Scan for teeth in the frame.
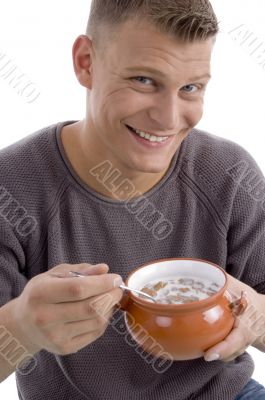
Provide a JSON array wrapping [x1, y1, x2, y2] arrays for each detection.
[[133, 128, 169, 142]]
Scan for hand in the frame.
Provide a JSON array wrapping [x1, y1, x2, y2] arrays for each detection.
[[10, 263, 123, 355], [204, 273, 262, 362]]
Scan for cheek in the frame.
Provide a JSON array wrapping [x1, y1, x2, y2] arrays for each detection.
[[101, 89, 133, 112], [185, 101, 204, 126], [100, 88, 142, 123]]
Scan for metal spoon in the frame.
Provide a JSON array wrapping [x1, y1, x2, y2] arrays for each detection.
[[68, 271, 157, 303], [119, 283, 157, 303]]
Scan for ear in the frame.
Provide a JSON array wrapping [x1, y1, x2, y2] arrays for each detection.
[[72, 35, 93, 89]]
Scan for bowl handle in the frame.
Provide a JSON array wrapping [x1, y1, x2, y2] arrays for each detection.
[[227, 290, 248, 316]]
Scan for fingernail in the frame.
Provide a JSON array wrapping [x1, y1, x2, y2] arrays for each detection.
[[114, 276, 123, 287], [204, 353, 220, 362], [95, 263, 108, 268]]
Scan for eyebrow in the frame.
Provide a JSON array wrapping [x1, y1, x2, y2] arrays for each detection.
[[124, 66, 211, 81]]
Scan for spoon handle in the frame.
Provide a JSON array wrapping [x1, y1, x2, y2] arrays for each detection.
[[119, 284, 157, 303]]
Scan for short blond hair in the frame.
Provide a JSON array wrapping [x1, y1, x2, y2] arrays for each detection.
[[86, 0, 219, 50]]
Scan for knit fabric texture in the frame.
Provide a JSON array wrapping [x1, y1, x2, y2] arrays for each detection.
[[1, 120, 265, 400]]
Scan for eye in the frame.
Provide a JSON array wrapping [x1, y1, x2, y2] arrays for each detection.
[[131, 76, 155, 86], [181, 84, 202, 93]]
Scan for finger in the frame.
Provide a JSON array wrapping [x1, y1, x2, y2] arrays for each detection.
[[65, 308, 114, 338], [53, 288, 123, 322], [204, 324, 247, 362], [221, 347, 247, 363], [65, 330, 104, 353], [49, 263, 109, 277], [55, 329, 102, 355], [31, 269, 123, 304]]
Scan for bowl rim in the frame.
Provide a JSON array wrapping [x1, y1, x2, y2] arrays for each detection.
[[125, 257, 228, 311]]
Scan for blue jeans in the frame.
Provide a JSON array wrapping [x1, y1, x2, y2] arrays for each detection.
[[235, 379, 265, 399]]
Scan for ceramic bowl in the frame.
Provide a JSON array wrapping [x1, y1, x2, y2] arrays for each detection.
[[119, 258, 247, 360]]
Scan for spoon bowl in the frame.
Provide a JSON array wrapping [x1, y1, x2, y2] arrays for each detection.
[[119, 283, 157, 303]]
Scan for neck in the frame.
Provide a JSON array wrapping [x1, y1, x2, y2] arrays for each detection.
[[61, 120, 172, 201]]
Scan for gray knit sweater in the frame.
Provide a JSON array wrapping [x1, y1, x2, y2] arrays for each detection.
[[1, 120, 265, 400]]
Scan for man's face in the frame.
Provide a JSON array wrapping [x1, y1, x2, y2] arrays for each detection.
[[86, 19, 214, 174]]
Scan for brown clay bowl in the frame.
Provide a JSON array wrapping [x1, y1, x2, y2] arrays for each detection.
[[119, 258, 247, 361]]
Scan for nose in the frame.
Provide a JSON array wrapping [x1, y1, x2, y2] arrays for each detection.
[[148, 91, 180, 132]]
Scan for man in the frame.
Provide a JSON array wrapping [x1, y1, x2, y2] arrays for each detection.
[[0, 0, 265, 399]]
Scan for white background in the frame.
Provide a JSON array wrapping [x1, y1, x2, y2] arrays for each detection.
[[0, 0, 265, 398]]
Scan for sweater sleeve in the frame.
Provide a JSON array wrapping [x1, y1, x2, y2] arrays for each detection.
[[0, 218, 28, 307], [226, 150, 265, 294]]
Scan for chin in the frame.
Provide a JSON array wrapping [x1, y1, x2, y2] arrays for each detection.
[[132, 161, 170, 174]]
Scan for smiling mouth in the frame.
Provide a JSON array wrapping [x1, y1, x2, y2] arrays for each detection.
[[126, 125, 170, 139], [125, 125, 174, 143]]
